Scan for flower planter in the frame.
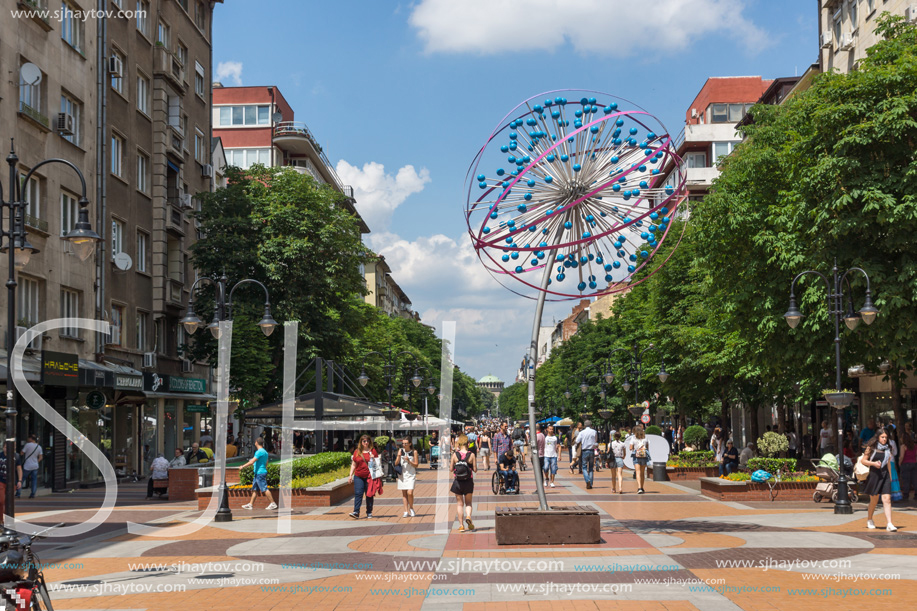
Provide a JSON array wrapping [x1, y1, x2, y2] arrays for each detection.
[[196, 477, 354, 510], [664, 466, 720, 480], [823, 392, 855, 409], [382, 409, 400, 421], [700, 477, 818, 501], [405, 413, 418, 421]]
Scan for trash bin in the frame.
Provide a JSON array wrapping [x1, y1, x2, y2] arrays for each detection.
[[198, 467, 213, 488], [652, 462, 668, 482]]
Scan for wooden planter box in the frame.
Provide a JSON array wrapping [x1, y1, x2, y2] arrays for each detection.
[[495, 505, 600, 545], [700, 477, 817, 501], [196, 477, 354, 510], [664, 466, 720, 481]]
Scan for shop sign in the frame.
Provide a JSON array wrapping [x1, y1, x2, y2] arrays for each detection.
[[143, 373, 167, 393], [186, 404, 209, 413], [86, 390, 107, 410], [114, 374, 143, 391], [42, 351, 79, 387], [143, 373, 207, 394]]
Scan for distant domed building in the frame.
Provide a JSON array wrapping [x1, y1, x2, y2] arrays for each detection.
[[477, 374, 504, 399]]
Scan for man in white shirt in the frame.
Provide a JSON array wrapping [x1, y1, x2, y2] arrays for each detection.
[[147, 454, 170, 499], [575, 421, 598, 489], [19, 435, 42, 499], [543, 425, 559, 487]]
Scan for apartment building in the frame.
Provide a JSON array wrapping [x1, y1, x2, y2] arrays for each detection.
[[363, 256, 417, 320], [819, 0, 916, 73], [0, 0, 219, 491]]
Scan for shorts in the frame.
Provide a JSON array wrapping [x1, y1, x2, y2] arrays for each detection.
[[252, 472, 268, 492], [543, 456, 557, 474], [634, 457, 648, 466], [480, 448, 490, 456], [513, 440, 525, 449], [613, 457, 625, 469]]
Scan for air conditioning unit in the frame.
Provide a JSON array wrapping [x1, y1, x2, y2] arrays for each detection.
[[108, 55, 123, 77], [906, 5, 917, 23], [201, 164, 213, 178], [179, 193, 193, 209], [848, 364, 867, 377], [142, 352, 157, 369], [57, 112, 75, 136], [181, 359, 194, 373], [840, 32, 854, 50], [690, 108, 698, 118], [820, 32, 833, 48]]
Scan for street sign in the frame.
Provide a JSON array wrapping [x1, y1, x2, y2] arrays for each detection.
[[86, 391, 106, 410], [640, 414, 651, 424]]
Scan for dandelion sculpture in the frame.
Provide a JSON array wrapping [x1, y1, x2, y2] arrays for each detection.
[[465, 90, 686, 510]]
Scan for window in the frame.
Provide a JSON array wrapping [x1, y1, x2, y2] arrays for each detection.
[[708, 103, 749, 124], [61, 1, 83, 52], [194, 129, 204, 162], [136, 311, 149, 351], [849, 0, 857, 27], [157, 20, 170, 48], [111, 219, 124, 259], [866, 0, 875, 13], [111, 133, 123, 176], [713, 141, 741, 161], [177, 42, 187, 68], [194, 1, 205, 29], [194, 61, 205, 97], [176, 325, 186, 357], [181, 115, 189, 147], [22, 174, 41, 220], [137, 73, 150, 114], [137, 152, 149, 193], [59, 93, 81, 145], [60, 289, 80, 338], [136, 0, 149, 35], [136, 231, 148, 272], [710, 104, 727, 123], [18, 277, 40, 326], [111, 48, 124, 93], [19, 62, 43, 119], [225, 148, 271, 169], [686, 152, 707, 169], [177, 0, 187, 11], [112, 0, 121, 7], [833, 8, 842, 44], [60, 192, 79, 236], [110, 304, 124, 346], [217, 105, 271, 126]]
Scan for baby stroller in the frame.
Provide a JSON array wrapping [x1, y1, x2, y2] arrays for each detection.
[[430, 445, 440, 470], [813, 454, 858, 503]]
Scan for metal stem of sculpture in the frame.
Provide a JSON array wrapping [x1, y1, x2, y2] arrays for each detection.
[[467, 91, 686, 510]]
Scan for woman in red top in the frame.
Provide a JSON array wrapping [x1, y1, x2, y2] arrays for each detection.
[[348, 435, 378, 519]]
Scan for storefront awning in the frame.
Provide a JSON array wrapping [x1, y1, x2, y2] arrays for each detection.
[[0, 350, 43, 383], [243, 391, 385, 424]]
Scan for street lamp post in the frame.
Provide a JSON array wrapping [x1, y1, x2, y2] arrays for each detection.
[[603, 343, 668, 424], [1, 142, 100, 524], [783, 259, 878, 515], [181, 274, 279, 523]]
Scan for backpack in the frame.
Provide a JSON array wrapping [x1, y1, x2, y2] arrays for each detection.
[[454, 451, 471, 481], [512, 428, 524, 441]]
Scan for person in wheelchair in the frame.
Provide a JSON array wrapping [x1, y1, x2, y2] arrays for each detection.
[[499, 448, 519, 494]]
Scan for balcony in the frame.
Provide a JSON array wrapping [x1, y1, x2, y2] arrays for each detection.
[[273, 122, 344, 188], [685, 166, 720, 186], [153, 45, 186, 91], [24, 213, 48, 233], [18, 102, 49, 130]]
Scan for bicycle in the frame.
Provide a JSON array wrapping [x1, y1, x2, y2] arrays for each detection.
[[513, 444, 527, 471], [0, 522, 62, 610]]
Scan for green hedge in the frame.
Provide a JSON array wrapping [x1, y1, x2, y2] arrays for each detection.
[[667, 450, 717, 468], [747, 457, 797, 474], [645, 425, 662, 436], [683, 425, 709, 449], [239, 452, 351, 487]]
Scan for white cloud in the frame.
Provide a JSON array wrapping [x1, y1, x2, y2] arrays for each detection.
[[336, 161, 431, 232], [215, 61, 243, 86], [409, 0, 768, 55]]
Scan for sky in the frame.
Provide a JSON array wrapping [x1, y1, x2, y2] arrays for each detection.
[[213, 0, 817, 386]]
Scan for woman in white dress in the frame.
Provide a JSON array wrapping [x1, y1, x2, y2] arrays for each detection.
[[397, 437, 419, 517]]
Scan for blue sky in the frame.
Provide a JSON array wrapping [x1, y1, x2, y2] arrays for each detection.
[[213, 0, 817, 386]]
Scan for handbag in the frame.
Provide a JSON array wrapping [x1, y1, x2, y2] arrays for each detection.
[[393, 450, 403, 476], [854, 456, 870, 481], [890, 460, 902, 501], [368, 456, 384, 480]]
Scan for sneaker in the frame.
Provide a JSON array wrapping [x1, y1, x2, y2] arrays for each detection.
[[348, 512, 359, 519], [586, 483, 592, 489], [549, 483, 555, 488], [867, 519, 876, 529], [403, 512, 409, 518], [366, 514, 373, 519], [638, 488, 645, 494], [409, 509, 415, 517], [266, 502, 278, 510], [465, 518, 475, 531], [887, 524, 898, 532], [241, 503, 253, 510]]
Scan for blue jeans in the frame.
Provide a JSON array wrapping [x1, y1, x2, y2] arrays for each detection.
[[581, 449, 595, 485], [500, 469, 518, 490], [543, 457, 557, 475], [352, 476, 373, 515], [20, 470, 37, 497]]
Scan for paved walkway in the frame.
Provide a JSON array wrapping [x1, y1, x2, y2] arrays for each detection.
[[18, 455, 917, 610]]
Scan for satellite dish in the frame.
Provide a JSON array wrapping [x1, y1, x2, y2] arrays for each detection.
[[113, 252, 132, 271], [272, 112, 283, 123], [20, 63, 42, 86]]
